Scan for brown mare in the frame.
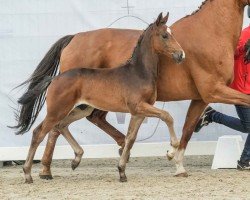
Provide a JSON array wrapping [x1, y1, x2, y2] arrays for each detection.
[[18, 13, 184, 183], [14, 0, 250, 179]]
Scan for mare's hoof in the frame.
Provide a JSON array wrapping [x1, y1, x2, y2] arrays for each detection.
[[166, 151, 174, 161], [119, 176, 127, 182], [71, 160, 80, 171], [39, 174, 53, 180], [174, 172, 188, 178]]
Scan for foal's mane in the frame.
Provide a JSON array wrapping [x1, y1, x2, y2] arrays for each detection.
[[128, 23, 154, 62], [184, 0, 214, 18]]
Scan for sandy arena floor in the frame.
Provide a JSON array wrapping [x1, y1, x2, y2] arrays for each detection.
[[0, 156, 249, 200]]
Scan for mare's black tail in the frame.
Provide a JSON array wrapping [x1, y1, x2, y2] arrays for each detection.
[[10, 35, 74, 135]]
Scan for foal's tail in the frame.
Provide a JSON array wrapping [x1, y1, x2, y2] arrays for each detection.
[[10, 35, 74, 135]]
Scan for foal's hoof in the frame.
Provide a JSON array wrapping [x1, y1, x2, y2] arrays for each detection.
[[166, 151, 174, 161], [118, 148, 130, 163], [71, 160, 80, 171], [119, 176, 127, 182], [174, 172, 188, 178], [39, 174, 53, 180]]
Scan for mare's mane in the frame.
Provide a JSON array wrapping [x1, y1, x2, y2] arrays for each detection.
[[185, 0, 214, 18]]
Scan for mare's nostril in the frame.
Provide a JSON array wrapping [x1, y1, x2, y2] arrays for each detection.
[[179, 53, 183, 59], [172, 51, 185, 63]]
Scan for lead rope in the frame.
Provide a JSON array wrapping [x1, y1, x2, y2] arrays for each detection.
[[136, 103, 165, 142]]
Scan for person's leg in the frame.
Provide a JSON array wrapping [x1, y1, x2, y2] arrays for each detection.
[[239, 134, 250, 166], [235, 106, 250, 165], [195, 106, 249, 133], [195, 105, 250, 169]]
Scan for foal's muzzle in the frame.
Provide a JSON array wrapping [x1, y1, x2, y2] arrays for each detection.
[[172, 51, 185, 64]]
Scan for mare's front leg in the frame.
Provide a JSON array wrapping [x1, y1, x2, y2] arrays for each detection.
[[118, 116, 144, 182], [174, 100, 207, 177], [200, 82, 250, 106]]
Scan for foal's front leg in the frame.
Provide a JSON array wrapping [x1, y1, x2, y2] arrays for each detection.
[[136, 103, 179, 158], [118, 115, 144, 182]]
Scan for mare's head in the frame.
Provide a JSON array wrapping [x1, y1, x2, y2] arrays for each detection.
[[151, 12, 185, 63]]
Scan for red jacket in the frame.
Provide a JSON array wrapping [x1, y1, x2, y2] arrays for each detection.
[[231, 26, 250, 94]]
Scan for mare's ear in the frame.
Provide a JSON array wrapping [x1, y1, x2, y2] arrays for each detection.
[[161, 12, 169, 24], [155, 12, 163, 26]]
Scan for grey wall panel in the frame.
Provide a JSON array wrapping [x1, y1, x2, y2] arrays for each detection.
[[0, 0, 248, 147]]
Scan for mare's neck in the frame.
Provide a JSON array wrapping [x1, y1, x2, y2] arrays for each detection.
[[130, 33, 159, 80], [178, 0, 244, 49]]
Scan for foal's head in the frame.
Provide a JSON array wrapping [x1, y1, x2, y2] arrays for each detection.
[[151, 12, 185, 63]]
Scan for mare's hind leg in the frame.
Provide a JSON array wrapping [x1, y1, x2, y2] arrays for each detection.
[[118, 115, 144, 182], [86, 109, 126, 148], [135, 102, 179, 158], [55, 106, 94, 170], [23, 118, 59, 183], [87, 110, 129, 159]]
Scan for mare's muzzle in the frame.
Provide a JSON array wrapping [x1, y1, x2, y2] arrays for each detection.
[[172, 51, 185, 64]]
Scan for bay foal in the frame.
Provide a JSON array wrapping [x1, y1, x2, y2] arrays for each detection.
[[22, 13, 185, 183]]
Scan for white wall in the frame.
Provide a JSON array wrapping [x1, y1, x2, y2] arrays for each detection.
[[0, 0, 249, 148]]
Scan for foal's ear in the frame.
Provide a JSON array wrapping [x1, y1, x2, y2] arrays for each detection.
[[161, 12, 169, 24], [155, 12, 163, 26]]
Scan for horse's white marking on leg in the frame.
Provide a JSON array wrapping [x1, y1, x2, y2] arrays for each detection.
[[167, 144, 178, 159], [173, 149, 186, 175]]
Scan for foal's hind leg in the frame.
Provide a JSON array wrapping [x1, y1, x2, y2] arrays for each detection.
[[39, 105, 94, 179], [135, 103, 179, 158], [55, 106, 94, 170], [23, 118, 58, 183], [118, 115, 144, 182], [39, 129, 60, 180]]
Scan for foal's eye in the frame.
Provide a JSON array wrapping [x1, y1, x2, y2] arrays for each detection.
[[162, 34, 168, 39]]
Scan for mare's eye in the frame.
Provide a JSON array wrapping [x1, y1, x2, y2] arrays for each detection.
[[162, 34, 168, 39]]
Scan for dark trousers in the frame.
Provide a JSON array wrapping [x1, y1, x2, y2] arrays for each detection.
[[211, 105, 250, 162]]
